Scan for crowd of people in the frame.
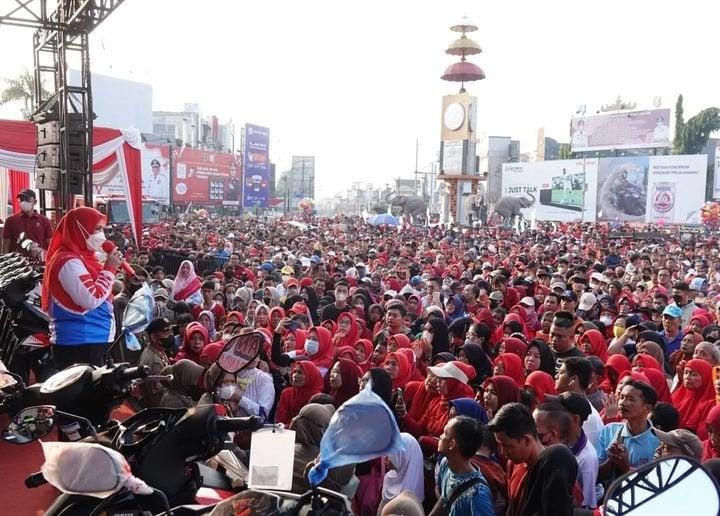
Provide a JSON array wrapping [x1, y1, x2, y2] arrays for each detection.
[[34, 203, 720, 515]]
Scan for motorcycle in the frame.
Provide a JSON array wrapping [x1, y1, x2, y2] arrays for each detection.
[[0, 235, 50, 384]]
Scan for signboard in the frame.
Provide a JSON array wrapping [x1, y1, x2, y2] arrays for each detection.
[[172, 147, 241, 205], [501, 154, 707, 224], [714, 141, 720, 200], [94, 143, 170, 205], [243, 124, 270, 208], [570, 109, 671, 151]]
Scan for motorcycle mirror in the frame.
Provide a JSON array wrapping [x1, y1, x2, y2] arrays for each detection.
[[217, 332, 263, 374], [2, 405, 57, 444], [122, 283, 155, 334], [16, 232, 25, 244], [603, 456, 720, 515]]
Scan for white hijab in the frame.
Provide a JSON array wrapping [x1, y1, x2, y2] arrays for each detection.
[[382, 432, 424, 503]]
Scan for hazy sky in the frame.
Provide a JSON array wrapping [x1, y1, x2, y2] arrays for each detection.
[[0, 0, 718, 197]]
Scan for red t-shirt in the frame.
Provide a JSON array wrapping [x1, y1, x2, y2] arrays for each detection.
[[3, 210, 53, 251]]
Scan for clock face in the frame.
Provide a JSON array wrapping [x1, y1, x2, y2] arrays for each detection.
[[444, 102, 465, 131]]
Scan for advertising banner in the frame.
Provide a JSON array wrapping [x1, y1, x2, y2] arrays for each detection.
[[500, 159, 597, 222], [714, 142, 720, 200], [243, 124, 270, 208], [570, 109, 671, 151], [501, 154, 707, 224], [172, 147, 241, 205], [95, 143, 171, 205]]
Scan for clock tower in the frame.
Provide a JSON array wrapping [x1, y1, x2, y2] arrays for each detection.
[[438, 16, 485, 225]]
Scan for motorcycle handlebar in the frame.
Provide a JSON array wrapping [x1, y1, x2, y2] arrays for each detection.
[[25, 471, 47, 488], [114, 365, 150, 383], [214, 416, 264, 434]]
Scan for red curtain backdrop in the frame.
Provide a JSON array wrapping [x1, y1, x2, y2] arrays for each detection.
[[9, 169, 29, 213]]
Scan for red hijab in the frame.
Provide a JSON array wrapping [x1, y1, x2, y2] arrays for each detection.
[[329, 358, 362, 408], [176, 322, 209, 363], [494, 353, 525, 386], [307, 326, 335, 371], [336, 312, 360, 348], [384, 351, 413, 390], [579, 329, 609, 363], [354, 338, 374, 373], [42, 207, 106, 311], [483, 375, 521, 411], [525, 371, 557, 404], [671, 359, 717, 433], [502, 337, 528, 359], [641, 367, 672, 404], [601, 354, 632, 393], [336, 346, 356, 361], [405, 378, 439, 421], [268, 306, 286, 332], [388, 334, 412, 351], [226, 311, 245, 326], [280, 361, 324, 423], [703, 405, 720, 461]]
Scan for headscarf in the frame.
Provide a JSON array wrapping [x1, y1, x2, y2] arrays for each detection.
[[671, 359, 717, 433], [382, 433, 425, 503], [525, 371, 557, 404], [520, 445, 578, 516], [494, 353, 525, 386], [226, 311, 245, 326], [307, 326, 335, 371], [405, 378, 439, 421], [703, 405, 720, 461], [641, 367, 672, 404], [460, 342, 493, 385], [503, 337, 528, 359], [42, 207, 107, 311], [475, 307, 497, 335], [428, 317, 450, 355], [482, 375, 521, 411], [176, 322, 209, 363], [159, 359, 204, 408], [444, 294, 467, 324], [601, 354, 632, 393], [198, 309, 216, 340], [632, 353, 662, 372], [579, 329, 609, 363], [329, 358, 362, 408], [385, 351, 413, 390], [171, 260, 202, 302], [293, 402, 334, 446], [388, 334, 412, 351], [354, 338, 374, 373], [369, 367, 393, 408], [283, 361, 324, 419], [268, 306, 286, 332], [449, 398, 488, 423], [335, 311, 361, 348], [335, 346, 357, 361], [254, 303, 271, 329], [527, 339, 557, 376]]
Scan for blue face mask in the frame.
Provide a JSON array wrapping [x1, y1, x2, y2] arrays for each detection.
[[305, 339, 319, 356]]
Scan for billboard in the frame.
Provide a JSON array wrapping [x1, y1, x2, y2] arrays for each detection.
[[243, 124, 270, 208], [714, 141, 720, 199], [172, 147, 241, 205], [94, 143, 170, 205], [501, 154, 707, 224], [570, 109, 671, 152], [500, 159, 595, 221]]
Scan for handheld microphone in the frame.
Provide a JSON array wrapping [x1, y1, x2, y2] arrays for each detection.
[[101, 240, 138, 279]]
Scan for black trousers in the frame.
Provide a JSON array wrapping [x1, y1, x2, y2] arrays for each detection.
[[52, 343, 108, 370]]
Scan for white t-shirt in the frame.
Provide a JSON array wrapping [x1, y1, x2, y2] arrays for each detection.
[[575, 437, 599, 508], [583, 405, 605, 450]]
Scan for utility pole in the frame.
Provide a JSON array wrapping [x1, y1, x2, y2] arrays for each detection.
[[414, 138, 419, 195]]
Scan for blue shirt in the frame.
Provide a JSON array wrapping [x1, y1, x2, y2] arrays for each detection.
[[597, 421, 659, 469], [436, 457, 494, 516], [659, 330, 683, 355]]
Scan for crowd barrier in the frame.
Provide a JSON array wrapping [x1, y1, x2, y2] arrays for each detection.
[[147, 250, 229, 276]]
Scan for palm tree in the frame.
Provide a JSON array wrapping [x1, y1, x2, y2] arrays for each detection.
[[0, 68, 51, 120]]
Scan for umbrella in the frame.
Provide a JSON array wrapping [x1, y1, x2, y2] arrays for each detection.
[[368, 213, 399, 226]]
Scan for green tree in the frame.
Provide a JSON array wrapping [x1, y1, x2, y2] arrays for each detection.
[[0, 68, 50, 120], [673, 94, 684, 154]]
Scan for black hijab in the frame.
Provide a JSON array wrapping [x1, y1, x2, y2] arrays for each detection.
[[528, 339, 557, 377], [460, 342, 493, 385], [428, 317, 450, 355], [369, 367, 393, 409], [301, 286, 320, 325]]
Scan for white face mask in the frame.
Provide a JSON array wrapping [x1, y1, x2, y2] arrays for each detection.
[[86, 230, 106, 252], [335, 292, 347, 303], [305, 339, 319, 356], [600, 315, 613, 326], [19, 200, 33, 212], [218, 385, 235, 400]]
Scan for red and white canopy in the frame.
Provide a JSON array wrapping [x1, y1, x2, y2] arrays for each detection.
[[0, 119, 142, 246]]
